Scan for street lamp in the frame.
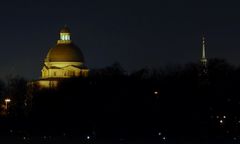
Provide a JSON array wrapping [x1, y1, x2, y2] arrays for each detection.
[[5, 98, 11, 110]]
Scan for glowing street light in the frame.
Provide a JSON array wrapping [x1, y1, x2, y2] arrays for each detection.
[[5, 98, 11, 110]]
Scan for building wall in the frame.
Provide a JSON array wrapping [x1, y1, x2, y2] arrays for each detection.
[[41, 63, 89, 79], [44, 61, 83, 68]]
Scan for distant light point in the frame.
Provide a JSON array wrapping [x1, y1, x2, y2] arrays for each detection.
[[220, 119, 224, 124]]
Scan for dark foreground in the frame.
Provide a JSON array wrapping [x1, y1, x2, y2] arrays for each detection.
[[0, 136, 239, 144], [1, 60, 240, 143]]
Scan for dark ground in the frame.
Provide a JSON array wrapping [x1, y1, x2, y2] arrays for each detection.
[[1, 59, 240, 143]]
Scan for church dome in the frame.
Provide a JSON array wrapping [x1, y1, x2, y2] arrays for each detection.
[[45, 43, 84, 62], [44, 26, 84, 62], [40, 26, 89, 84]]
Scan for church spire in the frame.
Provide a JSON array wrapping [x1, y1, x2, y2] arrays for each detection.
[[200, 35, 207, 66]]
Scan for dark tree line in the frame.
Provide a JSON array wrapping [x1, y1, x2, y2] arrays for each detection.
[[0, 59, 239, 143]]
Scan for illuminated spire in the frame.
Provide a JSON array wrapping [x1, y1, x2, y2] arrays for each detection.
[[200, 35, 207, 66]]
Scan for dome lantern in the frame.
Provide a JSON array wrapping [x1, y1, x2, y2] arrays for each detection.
[[58, 26, 71, 43]]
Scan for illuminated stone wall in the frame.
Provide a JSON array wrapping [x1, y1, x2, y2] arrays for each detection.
[[41, 61, 88, 78], [41, 65, 89, 78]]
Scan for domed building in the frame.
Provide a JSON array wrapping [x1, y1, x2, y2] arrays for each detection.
[[38, 26, 89, 88]]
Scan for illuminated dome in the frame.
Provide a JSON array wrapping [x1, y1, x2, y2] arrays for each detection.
[[39, 26, 89, 88], [44, 26, 84, 62], [45, 43, 84, 62]]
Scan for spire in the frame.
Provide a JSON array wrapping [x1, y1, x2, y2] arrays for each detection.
[[199, 35, 208, 81], [202, 36, 206, 59], [200, 35, 207, 66]]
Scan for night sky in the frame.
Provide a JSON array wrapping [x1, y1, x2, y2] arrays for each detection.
[[0, 0, 240, 79]]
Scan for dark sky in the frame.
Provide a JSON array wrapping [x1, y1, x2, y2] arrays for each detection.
[[0, 0, 240, 79]]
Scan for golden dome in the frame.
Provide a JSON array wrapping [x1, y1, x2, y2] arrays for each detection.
[[45, 43, 84, 62], [44, 26, 85, 62]]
